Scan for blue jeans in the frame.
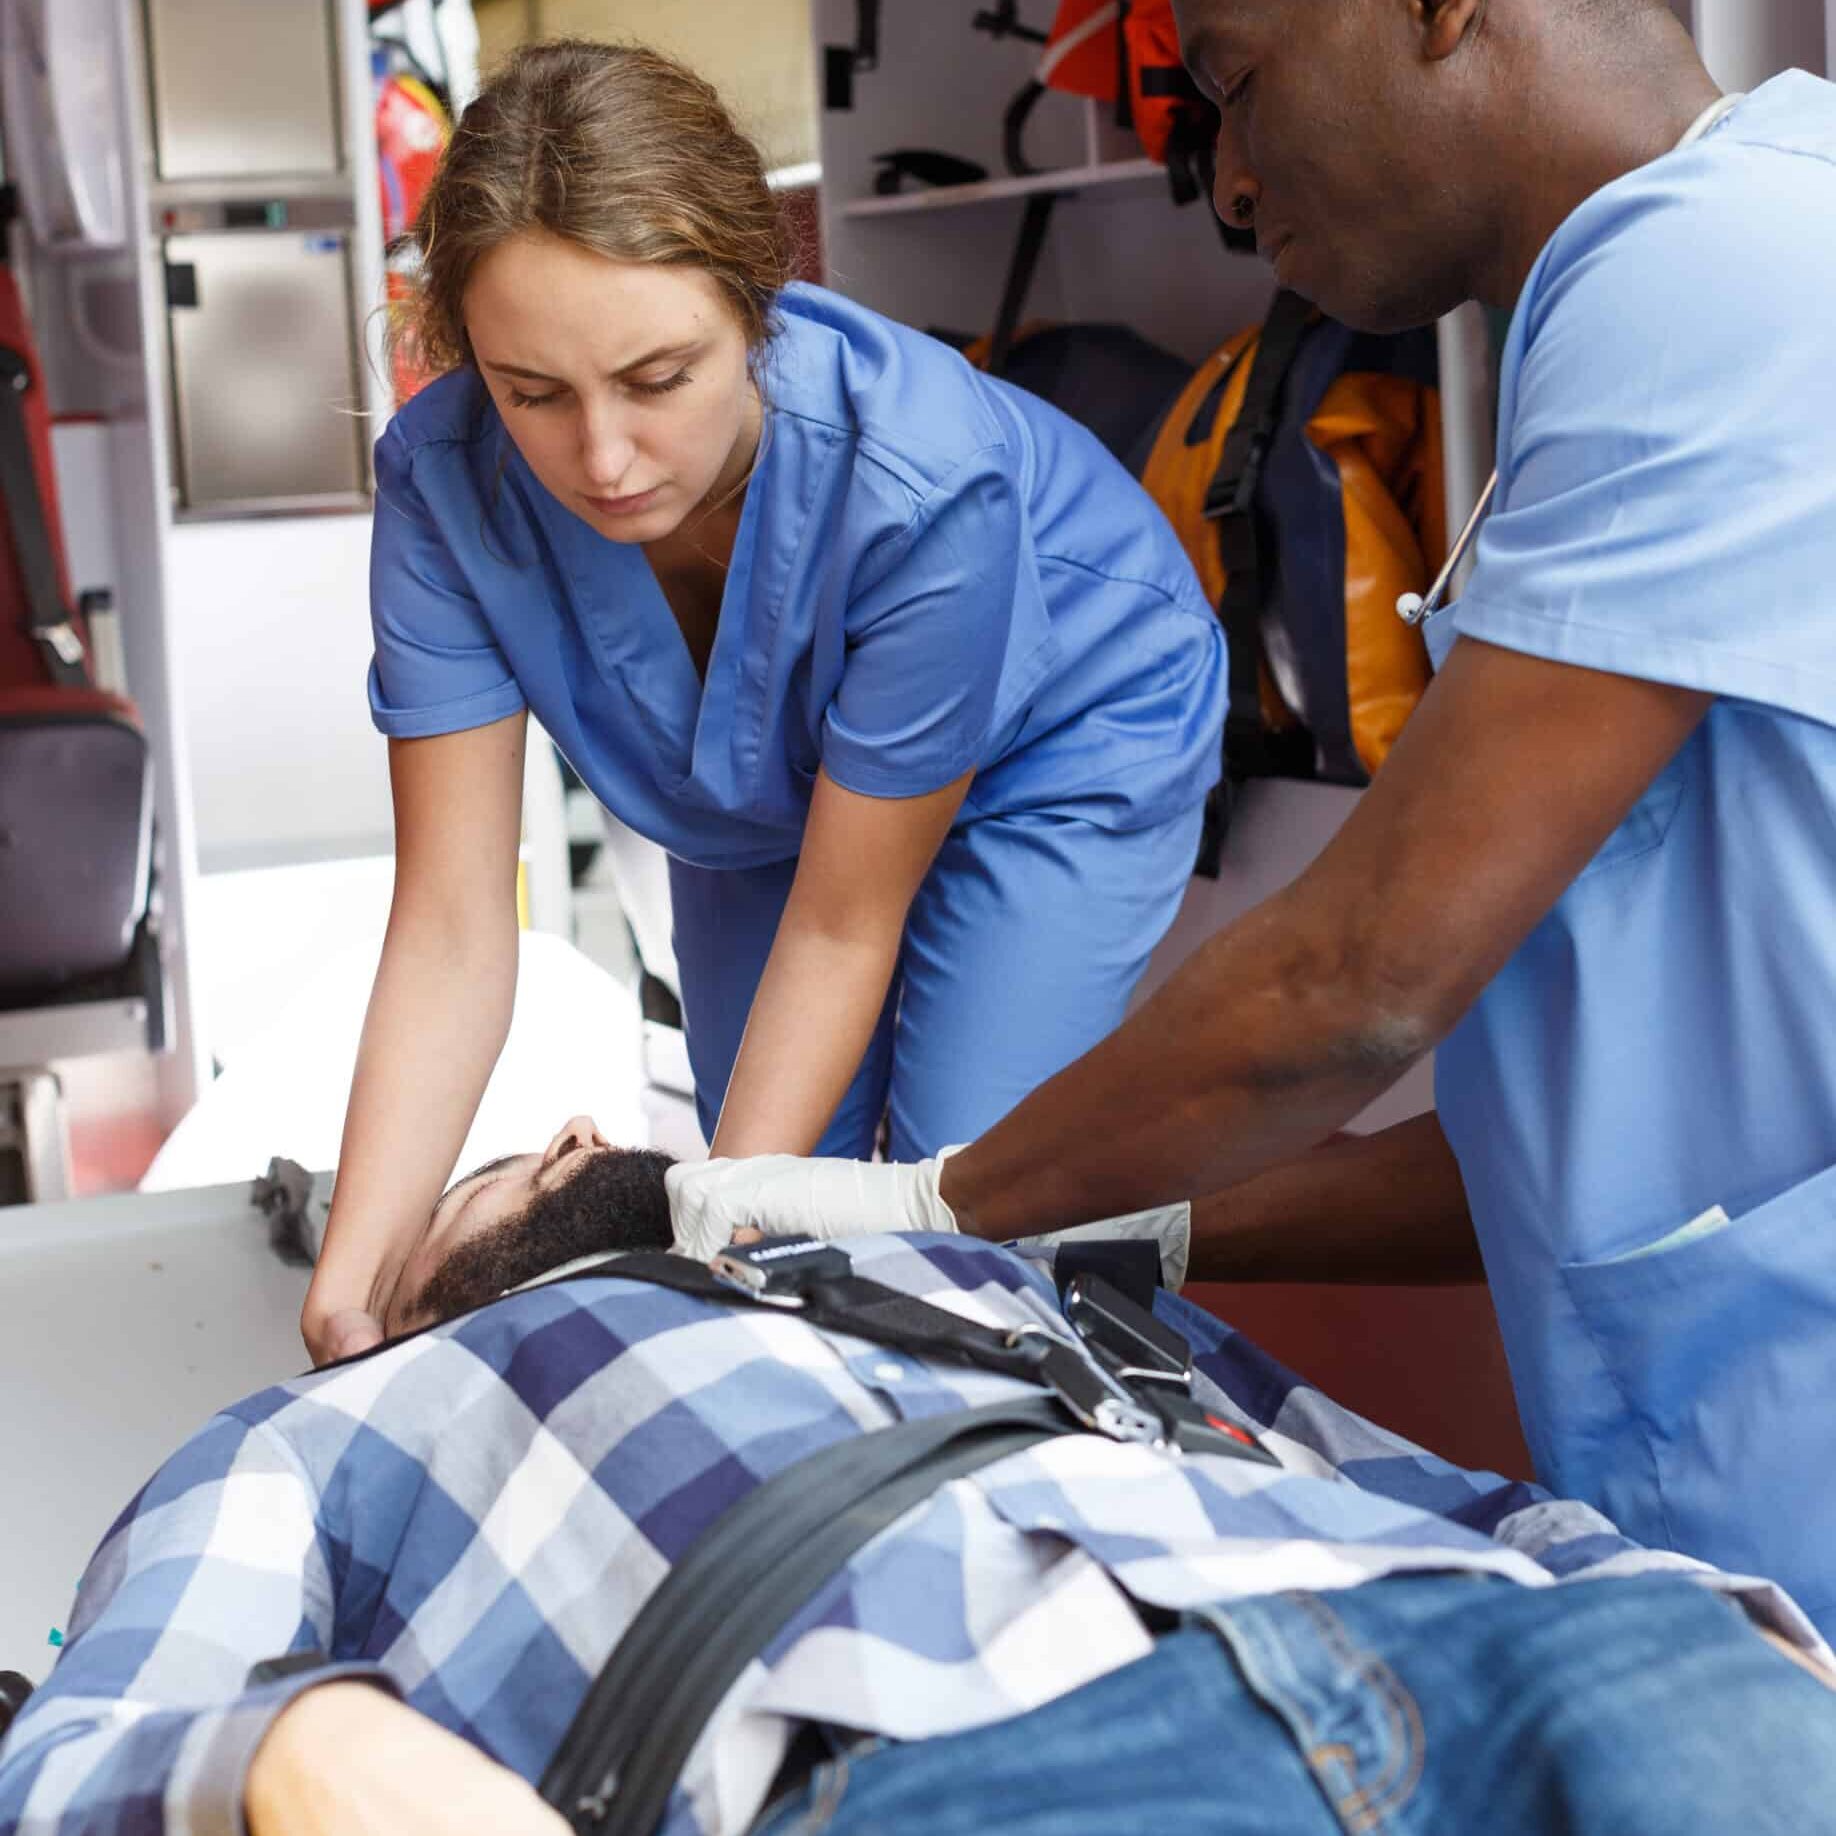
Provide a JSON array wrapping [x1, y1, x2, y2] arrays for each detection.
[[750, 1574, 1836, 1835]]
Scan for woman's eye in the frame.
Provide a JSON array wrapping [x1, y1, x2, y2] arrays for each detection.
[[507, 387, 562, 409], [630, 370, 693, 398]]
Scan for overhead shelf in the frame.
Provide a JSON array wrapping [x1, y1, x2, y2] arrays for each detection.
[[839, 158, 1163, 219]]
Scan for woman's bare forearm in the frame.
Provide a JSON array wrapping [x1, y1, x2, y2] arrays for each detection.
[[312, 902, 519, 1315], [711, 923, 902, 1157]]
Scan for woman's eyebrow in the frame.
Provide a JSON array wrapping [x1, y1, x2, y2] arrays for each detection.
[[480, 342, 702, 386], [614, 340, 701, 373], [480, 359, 564, 383]]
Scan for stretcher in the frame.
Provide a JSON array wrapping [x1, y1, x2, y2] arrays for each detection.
[[0, 1174, 323, 1682]]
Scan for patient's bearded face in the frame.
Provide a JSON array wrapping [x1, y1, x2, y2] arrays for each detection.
[[388, 1117, 675, 1334]]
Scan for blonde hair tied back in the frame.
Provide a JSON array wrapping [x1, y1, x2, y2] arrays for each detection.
[[395, 39, 793, 379]]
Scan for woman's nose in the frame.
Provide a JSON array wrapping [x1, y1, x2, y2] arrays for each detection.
[[579, 409, 637, 489]]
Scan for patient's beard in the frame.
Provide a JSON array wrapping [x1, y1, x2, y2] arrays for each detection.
[[411, 1147, 676, 1326]]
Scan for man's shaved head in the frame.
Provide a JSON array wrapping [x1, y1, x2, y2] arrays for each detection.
[[1175, 0, 1714, 328], [402, 1145, 675, 1330]]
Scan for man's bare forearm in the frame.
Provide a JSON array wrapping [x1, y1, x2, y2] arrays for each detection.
[[1186, 1111, 1482, 1284], [942, 879, 1444, 1240], [936, 642, 1713, 1246]]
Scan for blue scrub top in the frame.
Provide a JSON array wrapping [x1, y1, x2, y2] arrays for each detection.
[[1429, 74, 1836, 1627], [367, 284, 1225, 870]]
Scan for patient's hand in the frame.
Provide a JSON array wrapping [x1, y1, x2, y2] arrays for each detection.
[[248, 1680, 572, 1836]]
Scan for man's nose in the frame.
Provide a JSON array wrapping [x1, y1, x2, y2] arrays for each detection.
[[1214, 167, 1261, 234], [544, 1114, 610, 1163], [1210, 120, 1261, 233]]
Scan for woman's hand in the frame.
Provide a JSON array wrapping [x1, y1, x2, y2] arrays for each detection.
[[247, 1682, 572, 1836], [301, 1300, 387, 1366]]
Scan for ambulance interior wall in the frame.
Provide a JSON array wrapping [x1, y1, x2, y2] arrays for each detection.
[[473, 0, 821, 171], [811, 0, 1280, 367]]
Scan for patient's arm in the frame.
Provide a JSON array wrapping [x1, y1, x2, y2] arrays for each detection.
[[248, 1683, 569, 1836], [1186, 1111, 1484, 1284], [0, 1413, 389, 1836]]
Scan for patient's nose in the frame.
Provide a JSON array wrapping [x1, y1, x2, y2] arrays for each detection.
[[544, 1114, 610, 1164]]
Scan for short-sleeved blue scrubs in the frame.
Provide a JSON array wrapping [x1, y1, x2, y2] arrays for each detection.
[[368, 283, 1227, 1158], [1427, 74, 1836, 1632]]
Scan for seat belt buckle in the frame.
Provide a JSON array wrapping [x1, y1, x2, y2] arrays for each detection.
[[711, 1237, 852, 1308], [1158, 1391, 1282, 1466], [1063, 1273, 1193, 1392], [42, 621, 84, 667], [1011, 1326, 1165, 1447]]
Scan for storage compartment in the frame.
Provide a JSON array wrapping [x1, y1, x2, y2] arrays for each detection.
[[164, 228, 366, 509], [144, 0, 342, 181]]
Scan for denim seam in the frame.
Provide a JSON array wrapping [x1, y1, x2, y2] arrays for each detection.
[[1289, 1593, 1426, 1836], [780, 1746, 854, 1836]]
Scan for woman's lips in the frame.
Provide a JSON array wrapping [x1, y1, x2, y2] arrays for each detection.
[[586, 484, 663, 515]]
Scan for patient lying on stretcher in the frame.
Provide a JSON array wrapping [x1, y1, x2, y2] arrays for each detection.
[[3, 1119, 1834, 1836], [381, 1114, 1186, 1340]]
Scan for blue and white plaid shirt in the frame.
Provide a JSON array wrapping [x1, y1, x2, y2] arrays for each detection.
[[0, 1234, 1820, 1836]]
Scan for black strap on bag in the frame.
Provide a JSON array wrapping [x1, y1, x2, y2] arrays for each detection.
[[986, 190, 1058, 377], [0, 342, 88, 688], [1202, 287, 1312, 784], [1191, 289, 1315, 876]]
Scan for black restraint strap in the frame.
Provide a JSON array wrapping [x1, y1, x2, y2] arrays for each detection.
[[559, 1250, 1056, 1382], [1202, 289, 1313, 785], [540, 1393, 1071, 1835], [987, 191, 1057, 377], [0, 343, 87, 688]]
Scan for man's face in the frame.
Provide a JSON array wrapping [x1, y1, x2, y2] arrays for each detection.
[[380, 1116, 653, 1336], [1177, 0, 1481, 331]]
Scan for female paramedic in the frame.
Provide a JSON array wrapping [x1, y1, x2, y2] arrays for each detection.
[[300, 40, 1227, 1363], [669, 11, 1836, 1639]]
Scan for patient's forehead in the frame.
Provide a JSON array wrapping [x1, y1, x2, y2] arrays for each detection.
[[393, 1150, 546, 1328]]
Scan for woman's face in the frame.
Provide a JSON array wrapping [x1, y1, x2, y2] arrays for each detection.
[[463, 230, 759, 544]]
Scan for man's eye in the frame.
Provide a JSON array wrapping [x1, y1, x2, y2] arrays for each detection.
[[508, 386, 563, 409], [630, 370, 693, 398]]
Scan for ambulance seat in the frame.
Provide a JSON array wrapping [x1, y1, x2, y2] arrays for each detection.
[[0, 248, 160, 1203]]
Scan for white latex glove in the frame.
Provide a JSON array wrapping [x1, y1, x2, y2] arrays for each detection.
[[665, 1150, 963, 1261], [667, 1151, 1191, 1290]]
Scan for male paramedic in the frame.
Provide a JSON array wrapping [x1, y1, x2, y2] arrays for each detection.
[[667, 0, 1836, 1639], [3, 1127, 1835, 1836]]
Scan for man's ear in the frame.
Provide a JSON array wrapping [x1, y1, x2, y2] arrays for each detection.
[[1413, 0, 1485, 61]]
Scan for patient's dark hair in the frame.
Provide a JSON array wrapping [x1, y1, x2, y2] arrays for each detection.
[[411, 1147, 676, 1326]]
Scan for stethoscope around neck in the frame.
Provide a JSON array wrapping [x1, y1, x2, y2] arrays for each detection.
[[1394, 89, 1745, 629]]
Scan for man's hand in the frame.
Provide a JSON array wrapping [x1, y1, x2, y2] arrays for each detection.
[[247, 1681, 571, 1836], [665, 1152, 961, 1259]]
